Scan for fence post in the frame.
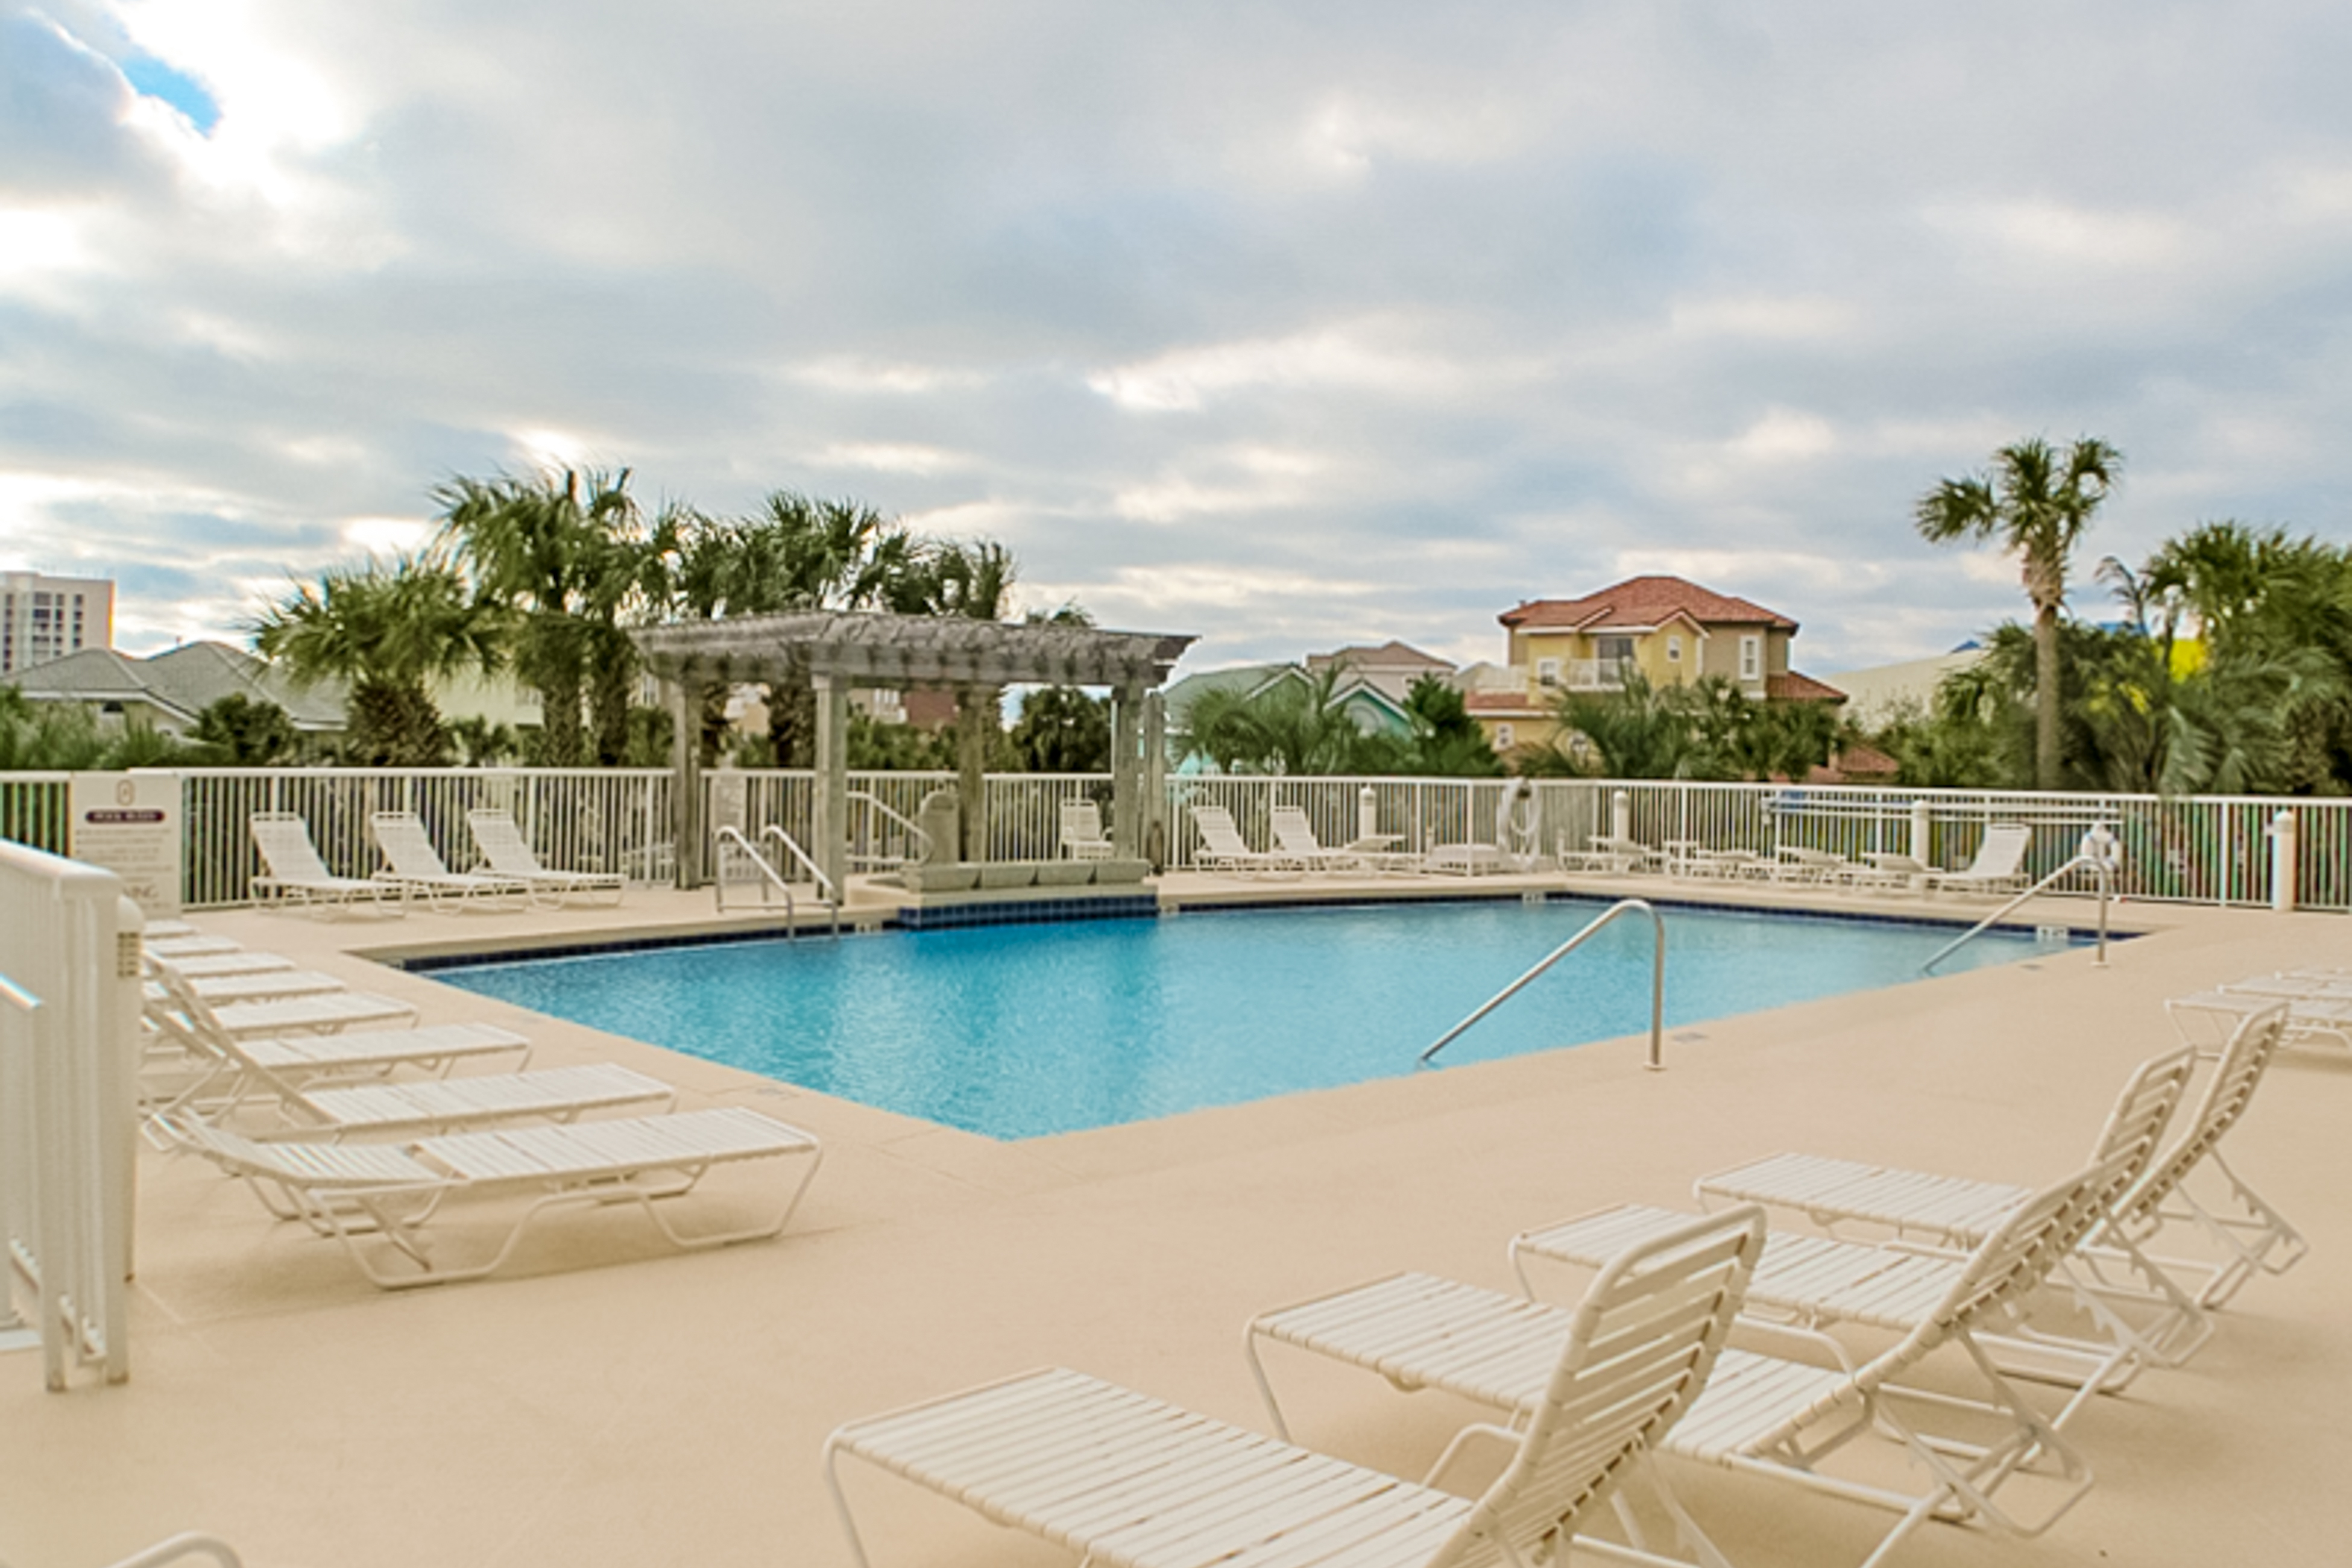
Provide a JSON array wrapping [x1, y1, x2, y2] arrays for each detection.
[[1909, 798, 1932, 863], [2270, 810, 2298, 913], [1611, 789, 1631, 843]]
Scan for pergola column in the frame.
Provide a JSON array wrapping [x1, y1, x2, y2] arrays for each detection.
[[811, 673, 849, 898], [1142, 688, 1168, 870], [1111, 681, 1144, 859], [666, 675, 702, 889], [956, 686, 991, 861]]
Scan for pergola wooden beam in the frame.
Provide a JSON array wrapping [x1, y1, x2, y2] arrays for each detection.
[[631, 611, 1196, 892]]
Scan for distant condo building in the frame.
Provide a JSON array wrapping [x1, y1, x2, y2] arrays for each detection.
[[0, 570, 114, 675]]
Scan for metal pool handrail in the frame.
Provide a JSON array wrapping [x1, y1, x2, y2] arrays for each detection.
[[1921, 842, 2114, 975], [847, 790, 933, 869], [1419, 898, 1667, 1071], [712, 826, 840, 937]]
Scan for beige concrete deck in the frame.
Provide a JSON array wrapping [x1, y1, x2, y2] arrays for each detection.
[[4, 873, 2347, 1567]]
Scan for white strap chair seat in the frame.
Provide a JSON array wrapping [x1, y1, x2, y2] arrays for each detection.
[[833, 1207, 1765, 1568], [286, 1063, 676, 1138], [241, 1021, 531, 1078], [465, 807, 626, 905], [369, 810, 535, 912], [1700, 1013, 2297, 1310], [248, 812, 402, 915], [168, 1106, 822, 1288], [1258, 1162, 2128, 1568]]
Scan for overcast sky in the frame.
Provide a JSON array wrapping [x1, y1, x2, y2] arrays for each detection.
[[5, 1, 2350, 679]]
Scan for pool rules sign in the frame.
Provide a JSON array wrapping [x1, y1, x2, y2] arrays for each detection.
[[69, 771, 183, 918]]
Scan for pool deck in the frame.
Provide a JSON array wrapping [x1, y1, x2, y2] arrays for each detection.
[[4, 871, 2348, 1567]]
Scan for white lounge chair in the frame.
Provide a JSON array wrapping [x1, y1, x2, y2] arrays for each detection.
[[1267, 804, 1354, 871], [1561, 833, 1665, 875], [151, 966, 418, 1043], [1694, 1006, 2296, 1309], [103, 1535, 243, 1568], [1518, 1045, 2203, 1429], [370, 811, 534, 912], [277, 1063, 676, 1140], [163, 1106, 823, 1288], [1056, 798, 1114, 861], [465, 807, 626, 905], [1770, 845, 1864, 885], [148, 950, 295, 979], [143, 934, 244, 958], [1926, 822, 2035, 895], [248, 813, 402, 915], [1250, 1156, 2131, 1568], [150, 1023, 534, 1120], [2177, 982, 2352, 1054], [1188, 804, 1302, 874], [828, 1206, 1765, 1568], [171, 968, 350, 1004]]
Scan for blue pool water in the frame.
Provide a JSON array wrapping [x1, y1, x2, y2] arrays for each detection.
[[430, 899, 2063, 1139]]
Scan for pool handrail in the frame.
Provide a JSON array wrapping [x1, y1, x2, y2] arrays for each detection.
[[712, 826, 840, 937], [1921, 834, 2115, 975], [846, 790, 933, 871], [1419, 897, 1666, 1071]]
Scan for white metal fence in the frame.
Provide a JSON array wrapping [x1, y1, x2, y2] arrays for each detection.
[[0, 837, 137, 1390], [2, 767, 2348, 913]]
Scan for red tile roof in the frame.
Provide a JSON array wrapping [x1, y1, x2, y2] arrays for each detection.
[[1500, 576, 1797, 634], [1808, 743, 1900, 784], [1766, 670, 1846, 703]]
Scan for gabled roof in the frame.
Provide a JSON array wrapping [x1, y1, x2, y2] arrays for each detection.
[[142, 641, 348, 729], [1501, 576, 1798, 634], [1, 641, 348, 731], [1765, 670, 1847, 704], [1, 648, 157, 708], [1303, 640, 1455, 674]]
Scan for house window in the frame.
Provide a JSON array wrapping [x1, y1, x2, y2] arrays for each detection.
[[1740, 636, 1762, 681], [1536, 658, 1560, 688], [1597, 635, 1635, 666], [1666, 636, 1682, 663], [1493, 723, 1515, 750]]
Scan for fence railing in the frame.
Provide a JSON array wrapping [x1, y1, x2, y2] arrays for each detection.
[[4, 768, 2349, 913], [1, 837, 137, 1390], [0, 773, 71, 855]]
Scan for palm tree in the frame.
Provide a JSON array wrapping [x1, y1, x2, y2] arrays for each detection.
[[251, 555, 502, 764], [435, 468, 658, 766], [663, 493, 919, 767], [1179, 665, 1373, 776], [1915, 436, 2122, 789]]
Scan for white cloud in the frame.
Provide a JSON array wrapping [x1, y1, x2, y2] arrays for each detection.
[[4, 0, 2351, 682]]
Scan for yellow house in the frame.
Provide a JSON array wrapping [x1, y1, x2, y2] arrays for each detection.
[[1463, 575, 1843, 752]]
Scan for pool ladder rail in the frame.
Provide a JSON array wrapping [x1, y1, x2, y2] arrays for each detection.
[[1921, 836, 2116, 975], [1419, 898, 1666, 1071], [712, 825, 842, 937]]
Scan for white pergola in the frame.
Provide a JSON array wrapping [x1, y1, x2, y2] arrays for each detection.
[[631, 611, 1196, 892]]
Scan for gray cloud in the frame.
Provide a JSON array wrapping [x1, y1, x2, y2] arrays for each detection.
[[2, 0, 2350, 676]]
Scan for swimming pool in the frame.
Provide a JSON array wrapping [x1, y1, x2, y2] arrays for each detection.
[[429, 898, 2070, 1139]]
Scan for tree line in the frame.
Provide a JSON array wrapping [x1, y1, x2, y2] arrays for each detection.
[[1, 469, 1117, 773]]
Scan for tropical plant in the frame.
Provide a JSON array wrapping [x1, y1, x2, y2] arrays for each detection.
[[1915, 436, 2123, 789], [1010, 685, 1111, 772], [1178, 665, 1378, 775], [447, 715, 523, 767], [1521, 671, 1723, 779], [0, 688, 201, 770], [435, 468, 662, 767], [189, 693, 300, 764], [250, 554, 502, 766], [662, 492, 922, 767]]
